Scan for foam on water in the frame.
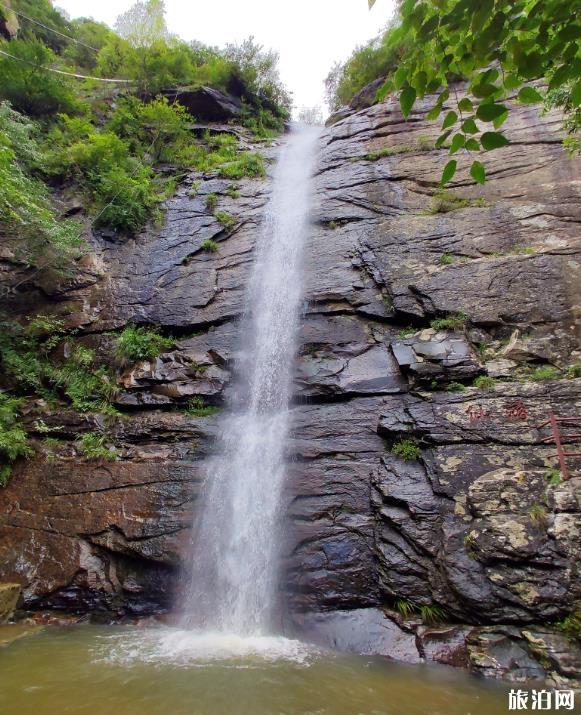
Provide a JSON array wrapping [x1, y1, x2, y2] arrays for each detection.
[[95, 628, 319, 668]]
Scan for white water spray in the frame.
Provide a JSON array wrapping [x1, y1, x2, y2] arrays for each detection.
[[181, 125, 320, 636]]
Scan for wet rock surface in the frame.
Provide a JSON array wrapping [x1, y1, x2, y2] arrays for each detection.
[[1, 88, 580, 683]]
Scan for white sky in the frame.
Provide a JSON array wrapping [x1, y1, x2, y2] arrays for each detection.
[[56, 0, 396, 112]]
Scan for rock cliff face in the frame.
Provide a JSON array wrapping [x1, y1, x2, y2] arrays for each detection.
[[1, 89, 580, 682]]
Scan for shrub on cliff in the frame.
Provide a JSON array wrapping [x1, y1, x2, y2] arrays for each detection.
[[0, 103, 83, 274], [114, 325, 174, 364], [0, 394, 32, 487]]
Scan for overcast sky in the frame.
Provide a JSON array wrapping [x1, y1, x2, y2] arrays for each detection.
[[56, 0, 396, 112]]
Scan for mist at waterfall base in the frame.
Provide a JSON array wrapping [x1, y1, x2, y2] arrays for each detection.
[[0, 127, 511, 714]]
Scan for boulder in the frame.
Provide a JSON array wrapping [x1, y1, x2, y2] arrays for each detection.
[[160, 86, 242, 121]]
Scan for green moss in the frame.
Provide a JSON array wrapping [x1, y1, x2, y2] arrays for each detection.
[[447, 382, 465, 392], [398, 327, 417, 338], [115, 325, 173, 364], [390, 438, 421, 461], [566, 364, 581, 378], [201, 239, 219, 253], [438, 253, 454, 266]]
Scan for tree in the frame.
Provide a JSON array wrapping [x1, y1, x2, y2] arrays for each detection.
[[114, 0, 170, 48], [368, 0, 581, 184]]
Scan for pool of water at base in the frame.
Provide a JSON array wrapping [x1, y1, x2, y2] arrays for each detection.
[[0, 624, 519, 715]]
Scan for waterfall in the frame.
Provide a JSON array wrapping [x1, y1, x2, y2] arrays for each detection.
[[181, 124, 320, 635]]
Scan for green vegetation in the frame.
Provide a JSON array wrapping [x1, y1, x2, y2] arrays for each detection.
[[556, 607, 581, 641], [0, 103, 83, 277], [184, 396, 220, 417], [78, 432, 117, 461], [528, 365, 561, 381], [360, 0, 580, 184], [545, 468, 562, 486], [529, 504, 547, 527], [114, 325, 173, 364], [438, 253, 454, 266], [390, 438, 421, 461], [214, 210, 237, 232], [566, 364, 581, 378], [362, 145, 413, 160], [0, 318, 118, 413], [216, 152, 265, 179], [398, 327, 417, 338], [430, 313, 467, 331], [205, 193, 218, 211], [201, 239, 219, 252], [0, 0, 286, 257], [393, 598, 444, 623], [473, 375, 496, 389], [0, 394, 32, 486], [225, 185, 241, 199], [394, 598, 416, 618], [447, 382, 465, 392], [423, 190, 486, 214]]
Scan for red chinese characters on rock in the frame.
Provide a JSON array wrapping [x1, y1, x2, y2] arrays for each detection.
[[504, 399, 529, 421], [466, 405, 488, 423]]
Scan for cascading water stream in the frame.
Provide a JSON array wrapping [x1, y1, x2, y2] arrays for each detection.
[[180, 124, 321, 637]]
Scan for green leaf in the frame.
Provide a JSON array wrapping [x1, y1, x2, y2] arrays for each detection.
[[426, 105, 442, 120], [548, 64, 571, 91], [442, 110, 458, 129], [476, 103, 509, 122], [449, 133, 465, 154], [435, 129, 452, 148], [458, 97, 473, 113], [472, 83, 499, 98], [394, 66, 408, 90], [558, 24, 581, 41], [462, 118, 479, 134], [572, 81, 581, 107], [492, 110, 509, 129], [376, 79, 394, 102], [465, 138, 480, 151], [441, 159, 457, 186], [517, 86, 543, 104], [470, 160, 486, 185], [400, 86, 417, 118], [504, 74, 522, 90], [480, 132, 510, 150]]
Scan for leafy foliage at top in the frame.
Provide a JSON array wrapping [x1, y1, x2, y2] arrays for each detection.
[[114, 324, 174, 364], [344, 0, 581, 184]]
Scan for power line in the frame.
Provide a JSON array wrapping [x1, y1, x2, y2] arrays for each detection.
[[0, 48, 132, 83], [0, 1, 99, 52]]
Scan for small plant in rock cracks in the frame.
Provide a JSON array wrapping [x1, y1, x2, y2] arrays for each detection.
[[78, 432, 117, 461], [114, 325, 173, 364], [184, 396, 219, 417], [390, 438, 421, 461], [430, 313, 467, 331], [545, 468, 562, 487], [201, 239, 219, 253], [473, 375, 496, 390], [528, 504, 547, 528]]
